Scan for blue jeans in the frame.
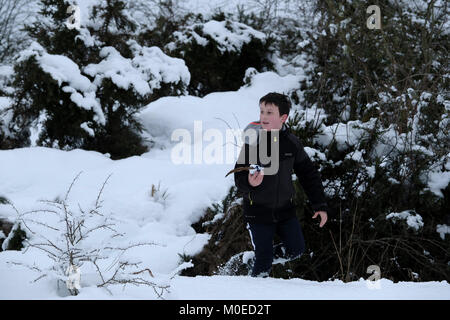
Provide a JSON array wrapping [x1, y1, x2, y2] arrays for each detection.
[[246, 216, 305, 277]]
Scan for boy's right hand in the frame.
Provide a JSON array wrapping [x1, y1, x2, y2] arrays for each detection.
[[248, 170, 264, 187]]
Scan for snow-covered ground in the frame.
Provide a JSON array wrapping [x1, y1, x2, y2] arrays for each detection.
[[1, 71, 449, 300], [2, 264, 449, 300]]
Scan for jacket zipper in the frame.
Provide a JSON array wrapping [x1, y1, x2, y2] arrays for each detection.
[[248, 191, 253, 205], [272, 172, 279, 222], [271, 134, 280, 222]]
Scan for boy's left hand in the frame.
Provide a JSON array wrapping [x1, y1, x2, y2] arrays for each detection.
[[313, 211, 328, 228]]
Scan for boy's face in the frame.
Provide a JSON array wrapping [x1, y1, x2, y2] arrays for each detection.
[[260, 102, 288, 130]]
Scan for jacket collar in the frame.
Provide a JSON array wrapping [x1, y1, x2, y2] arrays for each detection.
[[280, 123, 290, 135]]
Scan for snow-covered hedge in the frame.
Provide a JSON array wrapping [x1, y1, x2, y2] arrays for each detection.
[[140, 13, 274, 97], [3, 0, 190, 159]]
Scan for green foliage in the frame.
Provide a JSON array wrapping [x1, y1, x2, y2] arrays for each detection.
[[177, 253, 193, 263]]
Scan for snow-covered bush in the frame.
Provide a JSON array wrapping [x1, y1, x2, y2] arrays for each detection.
[[140, 11, 274, 97], [285, 109, 450, 283], [4, 0, 189, 159]]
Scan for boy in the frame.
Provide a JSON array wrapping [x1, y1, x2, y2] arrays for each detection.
[[233, 92, 329, 277]]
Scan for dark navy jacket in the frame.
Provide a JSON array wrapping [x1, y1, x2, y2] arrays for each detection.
[[234, 121, 329, 223]]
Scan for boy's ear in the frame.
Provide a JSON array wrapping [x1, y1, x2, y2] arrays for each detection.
[[281, 114, 288, 123]]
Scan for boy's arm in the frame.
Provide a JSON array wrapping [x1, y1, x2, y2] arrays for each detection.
[[293, 141, 329, 213], [234, 142, 256, 194]]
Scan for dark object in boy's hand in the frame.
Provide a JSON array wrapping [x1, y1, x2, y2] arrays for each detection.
[[225, 164, 262, 177]]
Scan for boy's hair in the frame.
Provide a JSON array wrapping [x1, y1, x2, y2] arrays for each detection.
[[259, 92, 291, 116]]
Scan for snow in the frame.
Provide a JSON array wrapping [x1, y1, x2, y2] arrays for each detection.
[[168, 19, 267, 54], [316, 118, 378, 152], [386, 210, 424, 231], [436, 224, 450, 240], [202, 20, 266, 52], [17, 42, 92, 92], [0, 65, 14, 79], [304, 147, 327, 162], [80, 122, 95, 137], [128, 41, 190, 89], [0, 96, 12, 111], [167, 276, 450, 300], [29, 111, 47, 146], [425, 155, 450, 198], [137, 71, 300, 152], [2, 262, 449, 299], [84, 42, 190, 97]]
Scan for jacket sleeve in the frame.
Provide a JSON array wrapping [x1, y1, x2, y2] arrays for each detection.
[[234, 142, 257, 194], [293, 141, 329, 213]]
